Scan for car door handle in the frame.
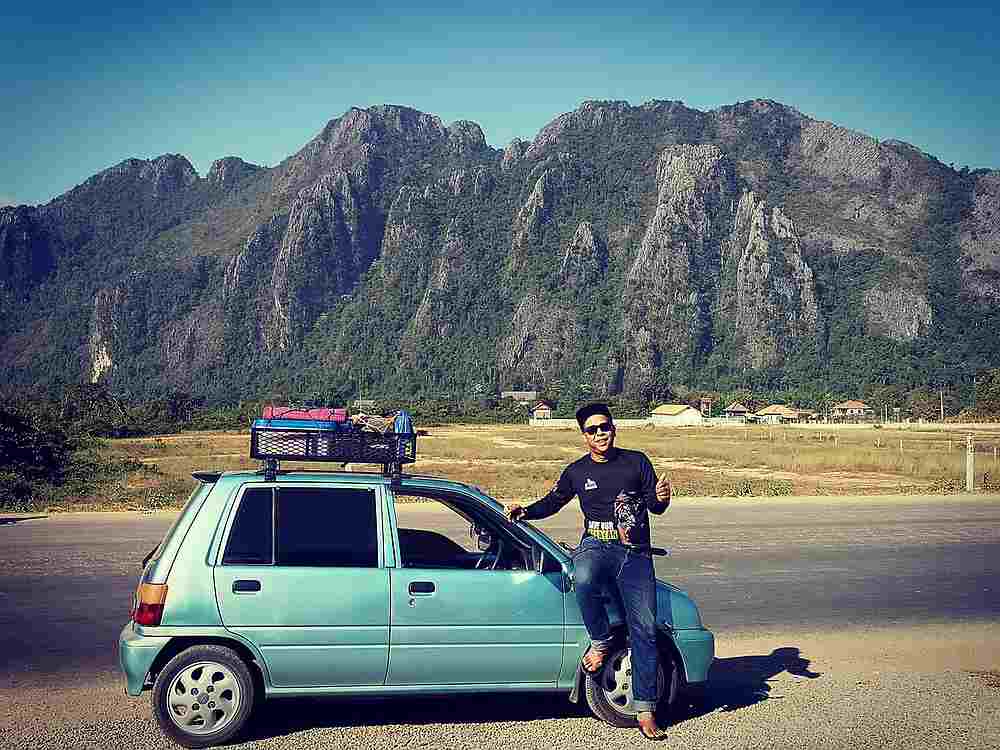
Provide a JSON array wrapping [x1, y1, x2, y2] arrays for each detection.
[[408, 581, 435, 595], [233, 579, 261, 593]]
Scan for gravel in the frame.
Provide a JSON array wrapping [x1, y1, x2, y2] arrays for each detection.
[[3, 626, 999, 750]]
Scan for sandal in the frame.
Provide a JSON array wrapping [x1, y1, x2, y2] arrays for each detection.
[[581, 646, 608, 675]]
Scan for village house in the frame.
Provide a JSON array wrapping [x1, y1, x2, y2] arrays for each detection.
[[753, 404, 803, 424], [650, 403, 704, 426], [831, 400, 874, 422], [722, 401, 750, 423], [530, 400, 554, 419]]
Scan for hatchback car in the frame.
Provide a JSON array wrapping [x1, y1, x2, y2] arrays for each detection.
[[120, 429, 713, 747]]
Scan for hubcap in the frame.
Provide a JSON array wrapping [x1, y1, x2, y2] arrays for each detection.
[[166, 661, 242, 736], [598, 649, 665, 717]]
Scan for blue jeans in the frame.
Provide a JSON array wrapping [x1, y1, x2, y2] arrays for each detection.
[[572, 535, 659, 712]]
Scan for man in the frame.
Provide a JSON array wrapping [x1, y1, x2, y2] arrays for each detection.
[[506, 402, 671, 740]]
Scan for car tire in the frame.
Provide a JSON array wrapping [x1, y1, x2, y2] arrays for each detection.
[[152, 645, 256, 749], [584, 645, 679, 728]]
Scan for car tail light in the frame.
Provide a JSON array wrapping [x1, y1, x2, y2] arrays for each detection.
[[132, 583, 168, 626]]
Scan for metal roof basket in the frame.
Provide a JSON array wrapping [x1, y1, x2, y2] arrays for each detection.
[[250, 418, 416, 480]]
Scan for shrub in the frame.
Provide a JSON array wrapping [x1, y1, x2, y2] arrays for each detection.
[[0, 471, 34, 511], [725, 479, 755, 497], [764, 479, 794, 496], [0, 407, 72, 483]]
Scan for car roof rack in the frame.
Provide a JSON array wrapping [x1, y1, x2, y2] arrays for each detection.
[[249, 418, 416, 482]]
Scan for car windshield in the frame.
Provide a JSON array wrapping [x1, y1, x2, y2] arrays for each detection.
[[518, 520, 549, 539], [521, 521, 578, 551], [469, 487, 573, 559]]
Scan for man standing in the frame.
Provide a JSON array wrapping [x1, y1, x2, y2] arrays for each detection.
[[506, 403, 671, 740]]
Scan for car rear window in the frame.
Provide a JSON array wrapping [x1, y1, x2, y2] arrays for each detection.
[[276, 487, 378, 568], [145, 481, 212, 569]]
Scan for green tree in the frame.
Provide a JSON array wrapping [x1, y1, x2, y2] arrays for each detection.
[[973, 369, 1000, 417], [0, 406, 73, 507]]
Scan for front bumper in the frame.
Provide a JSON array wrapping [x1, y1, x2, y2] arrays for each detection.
[[118, 622, 171, 696], [673, 627, 715, 685]]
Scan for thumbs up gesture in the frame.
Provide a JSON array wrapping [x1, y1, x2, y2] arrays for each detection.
[[655, 474, 672, 505]]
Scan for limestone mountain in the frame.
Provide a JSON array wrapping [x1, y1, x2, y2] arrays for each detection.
[[2, 100, 997, 402]]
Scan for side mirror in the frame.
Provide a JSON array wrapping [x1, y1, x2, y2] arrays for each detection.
[[470, 524, 493, 551]]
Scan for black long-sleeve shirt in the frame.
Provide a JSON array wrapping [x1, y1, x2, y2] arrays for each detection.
[[521, 448, 667, 546]]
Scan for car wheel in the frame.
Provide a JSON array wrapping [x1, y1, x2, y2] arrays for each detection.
[[152, 645, 256, 749], [584, 645, 678, 728]]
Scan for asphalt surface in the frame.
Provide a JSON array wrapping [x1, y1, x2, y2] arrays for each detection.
[[2, 494, 999, 748]]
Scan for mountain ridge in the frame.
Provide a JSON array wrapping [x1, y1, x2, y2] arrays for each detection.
[[2, 99, 997, 403]]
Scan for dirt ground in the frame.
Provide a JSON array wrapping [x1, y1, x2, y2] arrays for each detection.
[[419, 427, 943, 494]]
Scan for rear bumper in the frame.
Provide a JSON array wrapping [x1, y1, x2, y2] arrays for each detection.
[[118, 623, 171, 696], [673, 627, 715, 685]]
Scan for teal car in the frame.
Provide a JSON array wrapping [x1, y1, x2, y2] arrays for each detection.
[[120, 469, 714, 748]]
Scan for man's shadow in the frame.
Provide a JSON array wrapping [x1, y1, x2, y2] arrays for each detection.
[[243, 647, 820, 742], [673, 646, 821, 721]]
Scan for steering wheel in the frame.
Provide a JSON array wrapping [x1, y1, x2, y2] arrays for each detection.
[[474, 538, 503, 570]]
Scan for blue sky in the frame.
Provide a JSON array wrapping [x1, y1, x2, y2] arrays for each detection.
[[2, 0, 996, 207]]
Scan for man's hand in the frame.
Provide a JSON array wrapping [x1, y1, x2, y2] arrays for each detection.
[[505, 503, 527, 522], [655, 474, 672, 505]]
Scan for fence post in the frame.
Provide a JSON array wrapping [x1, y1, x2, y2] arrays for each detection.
[[899, 439, 903, 455], [967, 435, 975, 492]]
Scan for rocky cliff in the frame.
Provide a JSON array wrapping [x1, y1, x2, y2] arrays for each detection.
[[959, 171, 1000, 302], [2, 100, 997, 400]]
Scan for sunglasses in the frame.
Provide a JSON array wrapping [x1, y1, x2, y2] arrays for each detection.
[[583, 421, 614, 435]]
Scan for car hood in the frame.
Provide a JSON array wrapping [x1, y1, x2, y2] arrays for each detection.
[[655, 580, 704, 630], [599, 579, 703, 631]]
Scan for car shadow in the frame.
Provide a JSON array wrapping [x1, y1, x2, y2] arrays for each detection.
[[671, 646, 822, 721], [241, 647, 819, 742], [244, 690, 588, 741]]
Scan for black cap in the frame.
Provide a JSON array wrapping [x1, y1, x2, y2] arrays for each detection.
[[575, 402, 613, 431]]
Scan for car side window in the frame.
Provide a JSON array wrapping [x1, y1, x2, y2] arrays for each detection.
[[275, 487, 378, 567], [222, 487, 274, 565], [393, 493, 530, 571]]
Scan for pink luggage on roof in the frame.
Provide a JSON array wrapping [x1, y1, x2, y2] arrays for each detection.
[[263, 406, 340, 421]]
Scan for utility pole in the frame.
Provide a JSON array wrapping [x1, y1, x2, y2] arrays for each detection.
[[940, 389, 945, 422], [967, 435, 975, 492]]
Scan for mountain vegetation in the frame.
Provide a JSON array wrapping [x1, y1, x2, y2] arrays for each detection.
[[2, 100, 998, 415]]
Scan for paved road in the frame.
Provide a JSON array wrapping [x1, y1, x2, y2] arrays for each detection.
[[2, 494, 998, 679], [1, 495, 999, 749]]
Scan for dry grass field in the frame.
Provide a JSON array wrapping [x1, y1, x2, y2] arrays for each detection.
[[72, 422, 1000, 510]]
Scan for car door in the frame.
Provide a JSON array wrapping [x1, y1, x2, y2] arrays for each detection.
[[214, 483, 390, 688], [386, 489, 566, 686]]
